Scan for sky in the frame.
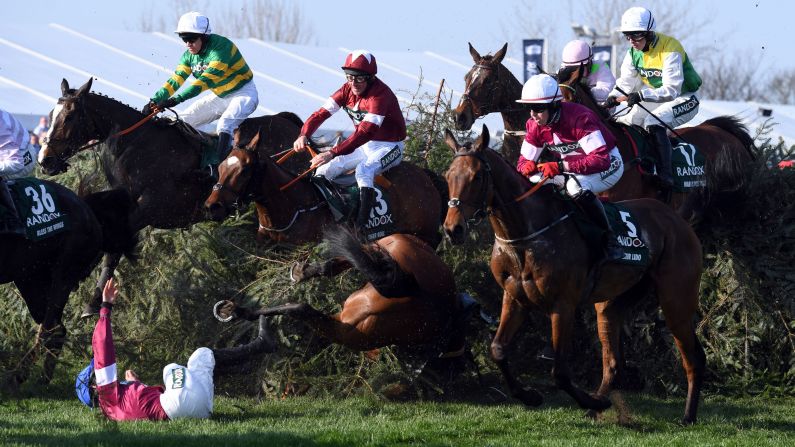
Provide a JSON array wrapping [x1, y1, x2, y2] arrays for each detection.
[[2, 0, 790, 73]]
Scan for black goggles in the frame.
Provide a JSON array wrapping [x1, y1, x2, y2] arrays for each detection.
[[527, 103, 551, 113], [623, 31, 647, 42], [345, 74, 372, 83], [179, 33, 202, 43]]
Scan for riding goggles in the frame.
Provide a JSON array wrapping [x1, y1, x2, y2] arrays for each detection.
[[179, 33, 202, 43], [526, 103, 551, 113], [345, 74, 372, 84], [623, 31, 648, 42]]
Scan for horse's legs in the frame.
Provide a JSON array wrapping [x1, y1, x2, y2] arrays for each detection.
[[13, 279, 67, 384], [550, 307, 612, 411], [491, 291, 542, 406], [657, 288, 706, 425], [290, 256, 353, 283], [82, 252, 122, 318]]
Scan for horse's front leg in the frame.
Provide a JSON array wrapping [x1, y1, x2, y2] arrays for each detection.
[[551, 306, 611, 411], [82, 252, 122, 318], [290, 256, 353, 283], [491, 290, 542, 407]]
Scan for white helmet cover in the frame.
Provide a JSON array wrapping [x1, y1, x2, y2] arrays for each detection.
[[175, 12, 212, 34], [516, 74, 562, 104], [620, 7, 655, 33]]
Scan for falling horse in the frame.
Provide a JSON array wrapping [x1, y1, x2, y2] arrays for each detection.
[[443, 125, 706, 424], [0, 181, 136, 384], [37, 78, 303, 314], [214, 226, 468, 360], [556, 66, 756, 223], [455, 43, 755, 224], [204, 131, 445, 280]]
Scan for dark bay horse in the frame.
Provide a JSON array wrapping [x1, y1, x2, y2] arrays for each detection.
[[204, 131, 444, 247], [557, 68, 756, 222], [0, 182, 136, 384], [37, 78, 303, 314], [214, 227, 466, 357], [456, 44, 755, 224], [443, 125, 706, 424]]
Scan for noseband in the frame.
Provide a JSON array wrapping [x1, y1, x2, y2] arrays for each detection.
[[447, 150, 494, 226]]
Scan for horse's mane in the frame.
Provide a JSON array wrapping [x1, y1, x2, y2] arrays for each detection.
[[79, 90, 145, 116]]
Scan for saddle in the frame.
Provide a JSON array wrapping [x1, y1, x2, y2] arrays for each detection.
[[622, 125, 706, 192], [154, 117, 219, 169], [310, 172, 396, 242]]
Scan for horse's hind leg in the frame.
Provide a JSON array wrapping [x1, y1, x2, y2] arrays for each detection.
[[13, 280, 67, 384], [290, 256, 352, 283], [82, 252, 122, 318]]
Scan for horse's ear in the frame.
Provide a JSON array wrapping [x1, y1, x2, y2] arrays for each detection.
[[76, 78, 93, 97], [60, 79, 70, 96], [443, 128, 459, 154], [493, 43, 508, 64], [475, 125, 490, 151], [468, 42, 481, 62], [248, 129, 261, 149]]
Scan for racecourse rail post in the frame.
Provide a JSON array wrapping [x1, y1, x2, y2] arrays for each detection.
[[424, 79, 445, 160]]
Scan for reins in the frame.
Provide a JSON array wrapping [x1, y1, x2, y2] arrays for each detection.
[[76, 110, 159, 151]]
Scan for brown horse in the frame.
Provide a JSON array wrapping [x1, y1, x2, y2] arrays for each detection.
[[454, 43, 529, 165], [205, 129, 444, 242], [456, 44, 755, 224], [443, 125, 706, 424], [213, 226, 467, 359], [557, 67, 756, 222], [1, 183, 136, 384], [37, 78, 303, 315]]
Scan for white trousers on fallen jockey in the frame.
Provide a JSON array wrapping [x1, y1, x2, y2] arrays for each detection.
[[316, 140, 404, 189], [529, 147, 624, 196], [158, 347, 214, 419], [180, 81, 259, 135], [615, 92, 700, 130], [0, 139, 38, 179]]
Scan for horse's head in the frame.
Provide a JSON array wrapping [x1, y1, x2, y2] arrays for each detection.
[[39, 78, 98, 175], [556, 64, 583, 103], [454, 43, 509, 131], [204, 132, 261, 221], [443, 124, 493, 244]]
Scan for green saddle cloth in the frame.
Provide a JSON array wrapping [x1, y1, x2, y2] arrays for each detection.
[[3, 178, 71, 241], [572, 200, 650, 267], [308, 177, 397, 242]]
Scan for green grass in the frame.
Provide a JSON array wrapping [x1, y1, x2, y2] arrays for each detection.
[[1, 391, 793, 446]]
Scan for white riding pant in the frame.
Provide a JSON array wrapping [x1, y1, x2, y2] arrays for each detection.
[[315, 140, 404, 189], [0, 139, 38, 179], [158, 347, 215, 419], [615, 92, 700, 130], [180, 81, 259, 135], [529, 147, 624, 196]]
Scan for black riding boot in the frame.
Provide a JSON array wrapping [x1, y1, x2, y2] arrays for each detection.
[[0, 178, 24, 235], [212, 316, 276, 369], [649, 125, 674, 189], [356, 186, 376, 230], [208, 132, 232, 179], [574, 190, 623, 261]]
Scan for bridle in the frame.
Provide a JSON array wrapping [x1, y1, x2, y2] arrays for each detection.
[[460, 62, 527, 117]]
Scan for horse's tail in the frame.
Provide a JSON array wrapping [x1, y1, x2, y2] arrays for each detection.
[[701, 116, 755, 193], [275, 111, 304, 128], [324, 226, 415, 298], [422, 167, 449, 225], [82, 188, 138, 262]]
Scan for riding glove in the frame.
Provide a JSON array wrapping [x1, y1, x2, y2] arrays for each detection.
[[156, 97, 178, 110], [626, 92, 643, 106], [141, 102, 155, 115], [538, 161, 563, 178], [518, 160, 537, 176], [603, 96, 619, 108]]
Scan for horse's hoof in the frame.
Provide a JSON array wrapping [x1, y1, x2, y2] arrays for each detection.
[[680, 416, 697, 426], [590, 394, 612, 412], [516, 387, 543, 407], [213, 300, 237, 323], [80, 304, 100, 319], [289, 262, 304, 283]]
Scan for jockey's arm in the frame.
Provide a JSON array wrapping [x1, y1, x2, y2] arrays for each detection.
[[330, 121, 378, 157], [636, 51, 684, 103], [610, 52, 642, 100]]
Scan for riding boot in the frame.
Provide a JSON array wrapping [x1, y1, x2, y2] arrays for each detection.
[[208, 132, 232, 180], [0, 178, 24, 235], [648, 125, 674, 190], [212, 316, 276, 370], [356, 186, 376, 230], [574, 190, 623, 261]]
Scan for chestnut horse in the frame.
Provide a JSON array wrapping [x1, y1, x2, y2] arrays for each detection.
[[37, 78, 302, 315], [455, 43, 755, 224], [213, 226, 466, 358], [1, 184, 136, 384], [443, 125, 706, 424]]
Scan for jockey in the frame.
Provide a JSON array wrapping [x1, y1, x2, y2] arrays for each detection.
[[76, 279, 275, 420], [557, 40, 616, 104], [292, 50, 406, 229], [516, 74, 624, 260], [1, 108, 39, 235], [143, 12, 259, 178], [604, 6, 702, 189]]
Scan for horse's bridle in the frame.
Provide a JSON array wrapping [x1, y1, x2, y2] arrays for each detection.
[[447, 150, 495, 226], [42, 96, 104, 165], [211, 145, 260, 210]]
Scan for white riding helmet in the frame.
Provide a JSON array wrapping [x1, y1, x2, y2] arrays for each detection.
[[561, 40, 593, 66], [175, 12, 212, 35], [516, 74, 562, 104], [620, 7, 655, 33]]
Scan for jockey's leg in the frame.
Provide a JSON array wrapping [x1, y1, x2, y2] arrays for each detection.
[[354, 142, 403, 231], [0, 177, 23, 234], [573, 189, 623, 261], [648, 125, 673, 189], [213, 85, 258, 177], [356, 186, 375, 229]]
